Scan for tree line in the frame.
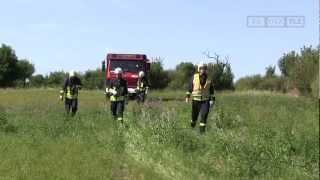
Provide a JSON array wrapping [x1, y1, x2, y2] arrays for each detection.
[[0, 43, 318, 97], [0, 43, 234, 90], [148, 57, 234, 90], [0, 44, 35, 87], [235, 46, 319, 98], [26, 59, 234, 91]]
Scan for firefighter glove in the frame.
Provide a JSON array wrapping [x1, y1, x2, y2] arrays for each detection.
[[109, 89, 117, 96], [209, 100, 214, 107]]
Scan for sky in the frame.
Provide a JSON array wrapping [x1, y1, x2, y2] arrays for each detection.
[[0, 0, 318, 80]]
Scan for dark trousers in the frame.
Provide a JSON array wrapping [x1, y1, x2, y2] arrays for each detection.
[[65, 98, 78, 116], [191, 100, 210, 131], [111, 101, 125, 121], [136, 91, 146, 103]]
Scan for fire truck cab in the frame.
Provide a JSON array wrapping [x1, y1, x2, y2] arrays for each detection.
[[102, 53, 150, 97]]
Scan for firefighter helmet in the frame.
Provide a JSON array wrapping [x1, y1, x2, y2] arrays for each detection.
[[139, 71, 145, 78], [114, 67, 123, 74], [197, 62, 207, 72], [69, 70, 75, 77]]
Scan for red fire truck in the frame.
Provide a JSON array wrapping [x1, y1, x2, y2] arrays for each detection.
[[102, 53, 150, 97]]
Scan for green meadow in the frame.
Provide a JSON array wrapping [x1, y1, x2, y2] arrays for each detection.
[[0, 89, 318, 179]]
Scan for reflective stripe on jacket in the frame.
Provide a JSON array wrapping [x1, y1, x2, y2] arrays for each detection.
[[66, 87, 78, 99], [63, 77, 82, 100], [110, 95, 125, 102], [136, 78, 149, 91], [107, 78, 128, 102], [192, 73, 212, 101], [137, 80, 145, 91], [109, 87, 126, 102]]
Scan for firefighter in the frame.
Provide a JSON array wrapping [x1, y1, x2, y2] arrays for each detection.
[[136, 71, 149, 103], [106, 67, 128, 122], [186, 62, 215, 133], [60, 70, 82, 116]]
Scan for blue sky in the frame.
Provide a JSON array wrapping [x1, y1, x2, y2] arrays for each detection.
[[1, 0, 318, 80]]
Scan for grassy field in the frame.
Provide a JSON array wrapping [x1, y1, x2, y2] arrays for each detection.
[[0, 89, 318, 179]]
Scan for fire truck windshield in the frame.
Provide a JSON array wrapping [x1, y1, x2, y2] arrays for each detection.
[[110, 60, 144, 73]]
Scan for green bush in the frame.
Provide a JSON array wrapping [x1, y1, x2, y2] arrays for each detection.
[[149, 59, 170, 89], [279, 46, 319, 96], [168, 62, 195, 89], [207, 61, 234, 90], [46, 71, 66, 87], [236, 46, 319, 97], [82, 69, 105, 89], [0, 44, 35, 87], [30, 74, 46, 87], [235, 75, 263, 91]]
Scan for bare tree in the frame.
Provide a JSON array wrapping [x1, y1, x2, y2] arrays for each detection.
[[202, 50, 228, 69]]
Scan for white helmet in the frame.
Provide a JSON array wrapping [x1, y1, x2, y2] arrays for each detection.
[[69, 70, 75, 77], [138, 71, 145, 78], [197, 62, 207, 72], [114, 67, 123, 74]]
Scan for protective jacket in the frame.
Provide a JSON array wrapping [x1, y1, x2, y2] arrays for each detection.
[[107, 78, 128, 102], [62, 76, 82, 99], [137, 77, 149, 92], [187, 73, 214, 101]]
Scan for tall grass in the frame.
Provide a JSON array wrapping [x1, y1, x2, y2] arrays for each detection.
[[0, 89, 318, 179]]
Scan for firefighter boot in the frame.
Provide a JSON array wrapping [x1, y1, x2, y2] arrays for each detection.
[[199, 123, 206, 134], [117, 117, 124, 123], [191, 121, 196, 128]]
